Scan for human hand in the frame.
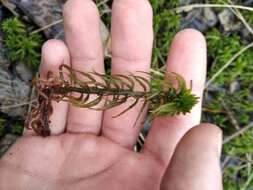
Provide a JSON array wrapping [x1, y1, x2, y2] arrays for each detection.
[[0, 0, 223, 189]]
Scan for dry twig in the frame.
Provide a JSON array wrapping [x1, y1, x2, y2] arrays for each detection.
[[175, 4, 253, 13]]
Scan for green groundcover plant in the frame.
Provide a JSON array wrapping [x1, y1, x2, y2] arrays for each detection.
[[1, 17, 42, 69]]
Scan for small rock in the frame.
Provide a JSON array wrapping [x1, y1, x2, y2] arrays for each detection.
[[0, 37, 9, 71], [0, 134, 18, 158], [0, 5, 3, 21], [18, 0, 64, 39], [8, 0, 19, 4], [180, 8, 217, 32], [203, 7, 218, 27], [179, 0, 193, 5], [243, 0, 253, 6], [100, 20, 111, 56], [0, 69, 31, 118], [218, 9, 241, 32], [15, 62, 33, 83], [240, 27, 253, 41], [205, 83, 227, 93], [229, 80, 240, 94], [249, 91, 253, 102]]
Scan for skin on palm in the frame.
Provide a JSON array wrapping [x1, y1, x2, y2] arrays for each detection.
[[0, 134, 163, 189], [0, 0, 222, 189], [0, 125, 222, 190]]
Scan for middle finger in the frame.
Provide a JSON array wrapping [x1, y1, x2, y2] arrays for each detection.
[[102, 0, 153, 149]]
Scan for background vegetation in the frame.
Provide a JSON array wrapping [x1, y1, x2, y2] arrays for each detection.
[[0, 0, 253, 189]]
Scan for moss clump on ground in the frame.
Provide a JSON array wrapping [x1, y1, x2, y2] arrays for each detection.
[[202, 16, 253, 188], [150, 0, 180, 68], [206, 29, 253, 86], [204, 28, 253, 127], [1, 17, 42, 70], [0, 118, 24, 138]]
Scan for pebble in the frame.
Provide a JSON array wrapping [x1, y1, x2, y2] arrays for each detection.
[[0, 134, 18, 158], [180, 8, 218, 32], [218, 9, 242, 32], [18, 0, 64, 39], [0, 68, 31, 118]]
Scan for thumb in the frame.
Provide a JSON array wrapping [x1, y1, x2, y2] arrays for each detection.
[[161, 123, 223, 190]]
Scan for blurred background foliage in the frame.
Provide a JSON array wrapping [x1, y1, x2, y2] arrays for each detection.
[[0, 0, 253, 189]]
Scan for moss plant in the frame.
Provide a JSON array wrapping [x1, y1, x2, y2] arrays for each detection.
[[203, 19, 253, 189], [1, 17, 42, 70], [204, 29, 253, 126], [150, 0, 180, 68], [25, 64, 198, 136], [0, 118, 24, 138]]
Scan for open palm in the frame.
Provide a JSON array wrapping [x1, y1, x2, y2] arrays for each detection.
[[0, 0, 222, 189]]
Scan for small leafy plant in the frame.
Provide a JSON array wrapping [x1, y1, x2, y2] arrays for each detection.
[[1, 17, 42, 69], [25, 64, 198, 137]]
